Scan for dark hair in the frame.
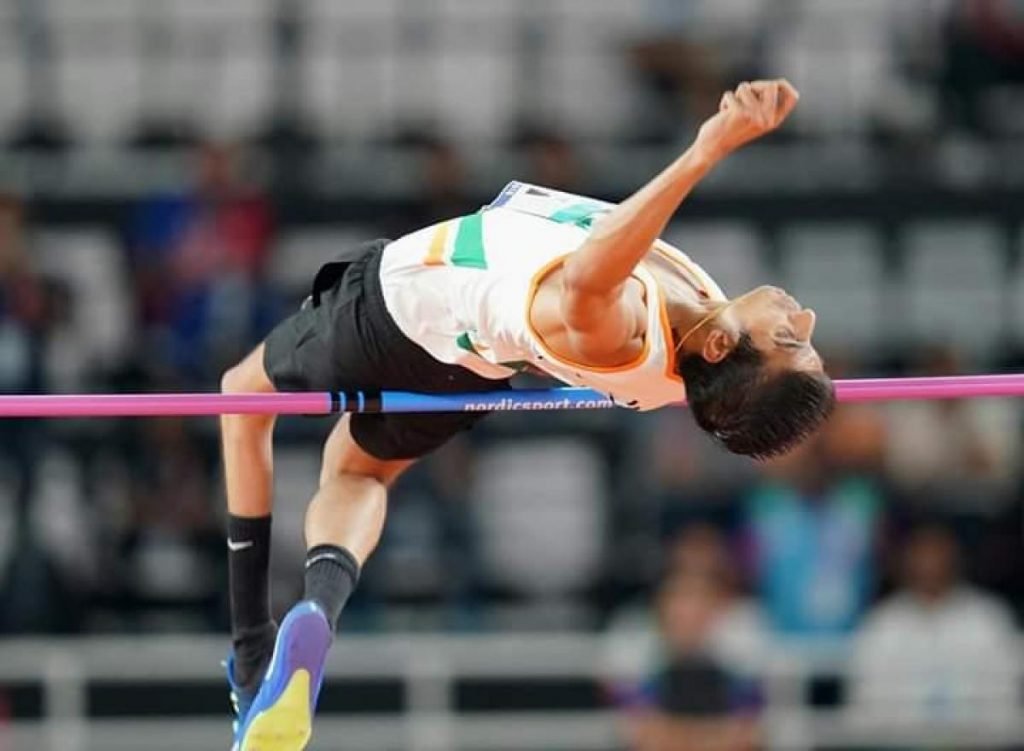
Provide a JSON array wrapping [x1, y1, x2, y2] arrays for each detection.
[[678, 334, 836, 460]]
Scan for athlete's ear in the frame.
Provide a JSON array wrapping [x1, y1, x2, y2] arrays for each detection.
[[702, 328, 735, 364]]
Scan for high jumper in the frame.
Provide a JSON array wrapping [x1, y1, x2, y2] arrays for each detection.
[[218, 78, 831, 751]]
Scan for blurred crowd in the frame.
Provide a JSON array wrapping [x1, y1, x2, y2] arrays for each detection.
[[604, 400, 1022, 748], [0, 142, 274, 632], [604, 519, 1020, 749], [627, 0, 1024, 144], [0, 0, 1021, 163]]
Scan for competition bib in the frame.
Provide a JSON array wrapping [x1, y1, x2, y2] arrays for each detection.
[[487, 181, 614, 230]]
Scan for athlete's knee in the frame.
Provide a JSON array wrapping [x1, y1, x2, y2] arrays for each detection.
[[220, 363, 255, 395], [221, 344, 274, 395], [319, 457, 389, 489], [220, 348, 276, 433], [320, 450, 413, 488], [220, 366, 243, 395], [320, 416, 414, 487], [318, 469, 386, 498]]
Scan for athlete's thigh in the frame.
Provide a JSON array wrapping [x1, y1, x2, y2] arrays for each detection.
[[319, 408, 491, 486], [320, 414, 415, 487]]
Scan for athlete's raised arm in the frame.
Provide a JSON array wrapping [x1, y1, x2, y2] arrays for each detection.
[[560, 79, 799, 350]]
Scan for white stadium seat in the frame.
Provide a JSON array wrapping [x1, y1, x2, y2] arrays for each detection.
[[471, 439, 606, 597], [46, 0, 144, 144], [1009, 225, 1024, 346], [166, 0, 275, 139], [267, 447, 321, 609], [534, 0, 639, 140], [302, 0, 401, 140], [202, 49, 274, 140], [661, 222, 767, 298], [779, 223, 887, 351], [271, 227, 378, 294], [31, 449, 97, 589], [0, 9, 29, 140], [900, 221, 1006, 355], [429, 0, 520, 141], [763, 0, 895, 136]]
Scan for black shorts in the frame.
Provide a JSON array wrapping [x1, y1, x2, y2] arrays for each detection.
[[263, 239, 510, 460]]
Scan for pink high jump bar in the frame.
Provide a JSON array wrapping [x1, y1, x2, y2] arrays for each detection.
[[0, 374, 1022, 417]]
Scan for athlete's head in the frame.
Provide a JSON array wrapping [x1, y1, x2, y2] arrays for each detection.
[[677, 285, 835, 460]]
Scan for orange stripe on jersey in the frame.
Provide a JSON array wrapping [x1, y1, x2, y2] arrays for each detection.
[[654, 280, 685, 384], [423, 221, 452, 266], [651, 240, 714, 299]]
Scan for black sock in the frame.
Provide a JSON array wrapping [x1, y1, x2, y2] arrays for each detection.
[[227, 514, 275, 690], [303, 545, 360, 632]]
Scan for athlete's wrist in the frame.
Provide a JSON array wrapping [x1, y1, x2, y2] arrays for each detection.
[[687, 138, 725, 169], [673, 142, 720, 184]]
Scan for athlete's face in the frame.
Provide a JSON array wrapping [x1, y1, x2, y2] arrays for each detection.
[[725, 286, 822, 373]]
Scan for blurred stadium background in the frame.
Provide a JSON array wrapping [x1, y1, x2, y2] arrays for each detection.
[[0, 0, 1023, 749]]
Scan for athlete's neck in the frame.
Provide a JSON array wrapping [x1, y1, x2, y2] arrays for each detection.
[[642, 252, 728, 355], [665, 295, 730, 356]]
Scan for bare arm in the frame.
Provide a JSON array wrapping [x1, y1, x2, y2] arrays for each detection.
[[562, 145, 715, 301], [560, 80, 800, 357]]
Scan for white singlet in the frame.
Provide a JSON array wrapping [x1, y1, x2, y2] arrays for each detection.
[[377, 182, 726, 411]]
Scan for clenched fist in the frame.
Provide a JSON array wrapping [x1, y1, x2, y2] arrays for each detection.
[[695, 79, 799, 161]]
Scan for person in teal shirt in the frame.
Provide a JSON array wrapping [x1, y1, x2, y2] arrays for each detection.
[[744, 475, 880, 637]]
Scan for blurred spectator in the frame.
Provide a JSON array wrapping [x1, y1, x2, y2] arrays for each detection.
[[110, 417, 223, 630], [0, 194, 50, 396], [1, 450, 96, 634], [391, 132, 475, 236], [612, 543, 764, 751], [0, 195, 86, 633], [661, 525, 767, 677], [625, 0, 769, 143], [125, 142, 276, 385], [0, 195, 55, 530], [515, 128, 585, 194], [885, 349, 1019, 513], [605, 526, 767, 734], [637, 408, 755, 528], [742, 406, 886, 638], [849, 522, 1019, 726], [942, 0, 1024, 134]]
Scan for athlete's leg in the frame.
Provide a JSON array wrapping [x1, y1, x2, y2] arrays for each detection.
[[302, 415, 413, 638], [308, 413, 413, 559], [237, 417, 413, 751], [220, 343, 279, 692], [221, 342, 277, 517]]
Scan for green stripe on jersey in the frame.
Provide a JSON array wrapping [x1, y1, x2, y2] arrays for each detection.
[[549, 201, 605, 229], [455, 332, 479, 355], [450, 212, 487, 269]]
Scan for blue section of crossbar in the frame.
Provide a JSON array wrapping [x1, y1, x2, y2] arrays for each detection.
[[329, 388, 634, 414]]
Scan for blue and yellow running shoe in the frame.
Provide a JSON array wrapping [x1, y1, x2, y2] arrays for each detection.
[[226, 653, 258, 746], [232, 601, 333, 751]]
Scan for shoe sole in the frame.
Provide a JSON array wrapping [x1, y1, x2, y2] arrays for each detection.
[[240, 609, 331, 751]]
